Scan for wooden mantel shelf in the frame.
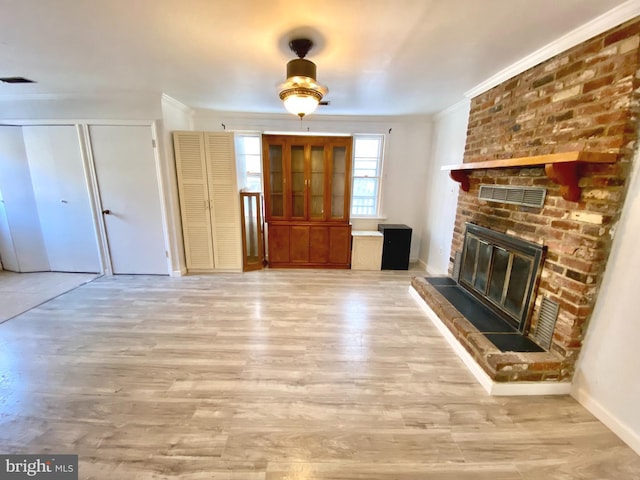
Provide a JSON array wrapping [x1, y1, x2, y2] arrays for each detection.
[[442, 151, 618, 202]]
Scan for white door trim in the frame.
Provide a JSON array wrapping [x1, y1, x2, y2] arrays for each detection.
[[150, 121, 173, 275], [79, 124, 111, 275]]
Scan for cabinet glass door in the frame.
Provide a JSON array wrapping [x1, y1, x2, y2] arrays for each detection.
[[291, 145, 305, 218], [330, 145, 347, 219], [310, 145, 325, 220], [268, 145, 284, 218]]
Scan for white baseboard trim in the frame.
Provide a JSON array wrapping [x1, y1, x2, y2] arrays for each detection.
[[424, 265, 445, 277], [409, 286, 495, 393], [491, 380, 572, 396], [409, 286, 572, 396], [171, 267, 187, 277], [414, 258, 447, 277], [572, 387, 640, 456]]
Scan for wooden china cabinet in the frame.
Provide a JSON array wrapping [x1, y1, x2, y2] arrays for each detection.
[[262, 134, 353, 268]]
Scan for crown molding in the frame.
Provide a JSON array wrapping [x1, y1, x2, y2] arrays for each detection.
[[434, 98, 470, 120], [161, 94, 194, 114], [0, 93, 80, 101], [0, 92, 162, 102], [192, 108, 432, 124], [0, 119, 155, 126], [465, 0, 640, 99]]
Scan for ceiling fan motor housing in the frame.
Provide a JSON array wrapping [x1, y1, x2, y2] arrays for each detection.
[[286, 58, 317, 81]]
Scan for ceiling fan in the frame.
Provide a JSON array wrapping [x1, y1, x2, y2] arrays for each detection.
[[278, 38, 329, 118]]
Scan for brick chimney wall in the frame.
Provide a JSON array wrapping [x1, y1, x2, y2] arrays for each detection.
[[450, 17, 640, 376]]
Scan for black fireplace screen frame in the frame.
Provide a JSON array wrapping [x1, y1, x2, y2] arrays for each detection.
[[458, 223, 547, 333]]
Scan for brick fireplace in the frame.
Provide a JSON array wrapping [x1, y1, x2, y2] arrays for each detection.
[[413, 17, 640, 384]]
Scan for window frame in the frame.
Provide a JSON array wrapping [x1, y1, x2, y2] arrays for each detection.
[[235, 132, 263, 192], [350, 134, 385, 218]]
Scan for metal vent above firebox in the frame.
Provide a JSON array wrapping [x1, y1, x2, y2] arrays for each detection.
[[479, 185, 546, 208]]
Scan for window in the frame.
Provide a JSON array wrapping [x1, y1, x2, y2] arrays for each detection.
[[236, 133, 262, 192], [351, 135, 384, 217]]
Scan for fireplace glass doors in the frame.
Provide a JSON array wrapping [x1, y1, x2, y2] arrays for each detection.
[[459, 223, 546, 332]]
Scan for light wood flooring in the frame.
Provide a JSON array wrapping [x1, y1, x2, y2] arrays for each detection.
[[0, 269, 638, 479], [0, 271, 99, 323]]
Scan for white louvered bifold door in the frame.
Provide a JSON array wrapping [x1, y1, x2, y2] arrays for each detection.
[[204, 132, 242, 271], [173, 132, 215, 270]]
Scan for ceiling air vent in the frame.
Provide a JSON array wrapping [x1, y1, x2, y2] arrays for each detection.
[[0, 77, 36, 84], [478, 184, 546, 208]]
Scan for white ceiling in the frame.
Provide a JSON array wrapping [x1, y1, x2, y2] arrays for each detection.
[[0, 0, 633, 116]]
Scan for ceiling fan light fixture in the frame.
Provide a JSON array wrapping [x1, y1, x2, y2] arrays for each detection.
[[279, 37, 328, 118], [280, 86, 324, 118]]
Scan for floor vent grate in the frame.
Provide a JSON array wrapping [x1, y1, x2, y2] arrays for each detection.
[[532, 296, 559, 350], [479, 185, 546, 208]]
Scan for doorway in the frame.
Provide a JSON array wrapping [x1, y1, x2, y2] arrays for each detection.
[[89, 125, 168, 275]]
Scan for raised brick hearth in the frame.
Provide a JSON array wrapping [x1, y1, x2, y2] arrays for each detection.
[[419, 17, 640, 384], [411, 276, 566, 382]]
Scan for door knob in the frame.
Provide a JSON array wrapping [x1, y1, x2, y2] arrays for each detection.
[[102, 209, 111, 215]]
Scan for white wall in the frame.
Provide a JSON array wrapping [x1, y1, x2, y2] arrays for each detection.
[[0, 93, 162, 122], [160, 95, 194, 275], [572, 144, 640, 455], [193, 110, 432, 261], [419, 100, 469, 274], [0, 126, 49, 271], [381, 118, 432, 261], [0, 186, 19, 271]]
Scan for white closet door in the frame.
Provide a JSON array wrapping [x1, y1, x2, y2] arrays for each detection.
[[90, 125, 168, 275], [205, 132, 242, 271], [0, 126, 49, 272], [23, 125, 101, 273], [173, 132, 215, 270]]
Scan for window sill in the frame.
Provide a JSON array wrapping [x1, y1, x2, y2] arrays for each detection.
[[351, 215, 387, 220]]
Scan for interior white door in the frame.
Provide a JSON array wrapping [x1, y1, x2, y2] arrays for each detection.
[[23, 125, 101, 273], [0, 126, 49, 272], [89, 125, 168, 275]]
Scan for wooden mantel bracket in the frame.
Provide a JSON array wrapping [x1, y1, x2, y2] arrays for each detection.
[[442, 151, 618, 202], [449, 170, 470, 192], [544, 162, 580, 202]]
